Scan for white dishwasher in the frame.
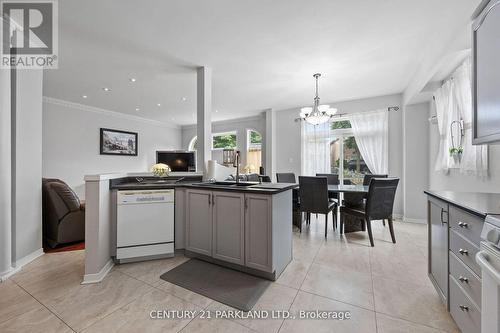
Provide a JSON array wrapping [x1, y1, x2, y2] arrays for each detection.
[[116, 189, 174, 262]]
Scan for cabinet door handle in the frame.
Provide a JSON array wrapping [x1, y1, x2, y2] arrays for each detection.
[[458, 221, 469, 228], [459, 305, 469, 312], [208, 194, 211, 205], [244, 198, 248, 210], [440, 208, 447, 224], [458, 248, 469, 256], [212, 194, 215, 206], [458, 276, 469, 284]]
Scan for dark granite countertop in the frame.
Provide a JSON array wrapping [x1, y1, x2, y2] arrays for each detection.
[[425, 190, 500, 217], [181, 182, 296, 194], [110, 177, 295, 194]]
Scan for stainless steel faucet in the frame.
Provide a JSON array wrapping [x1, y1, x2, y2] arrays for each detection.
[[233, 150, 241, 184]]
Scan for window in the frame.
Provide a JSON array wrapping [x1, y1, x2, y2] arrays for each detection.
[[188, 137, 197, 151], [212, 132, 237, 149], [330, 120, 370, 184], [188, 132, 237, 151], [247, 130, 262, 173]]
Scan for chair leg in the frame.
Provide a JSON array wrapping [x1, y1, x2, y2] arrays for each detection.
[[361, 219, 366, 231], [366, 218, 374, 247], [299, 213, 302, 233], [388, 217, 396, 243], [382, 219, 386, 226], [324, 213, 328, 238], [340, 212, 344, 234]]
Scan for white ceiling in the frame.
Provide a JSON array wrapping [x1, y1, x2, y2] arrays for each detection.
[[43, 0, 478, 125]]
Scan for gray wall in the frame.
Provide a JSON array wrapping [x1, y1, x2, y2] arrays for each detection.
[[403, 103, 430, 221], [42, 99, 182, 199], [13, 69, 44, 262], [181, 114, 266, 171], [274, 94, 404, 216], [428, 102, 500, 192]]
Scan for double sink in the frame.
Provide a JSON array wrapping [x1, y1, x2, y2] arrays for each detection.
[[193, 181, 260, 188]]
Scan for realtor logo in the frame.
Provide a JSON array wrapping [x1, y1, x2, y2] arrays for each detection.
[[1, 0, 58, 68]]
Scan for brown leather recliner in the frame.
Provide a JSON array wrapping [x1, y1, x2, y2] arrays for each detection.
[[42, 178, 85, 248]]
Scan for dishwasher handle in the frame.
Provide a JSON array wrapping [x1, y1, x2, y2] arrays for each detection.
[[476, 251, 500, 285]]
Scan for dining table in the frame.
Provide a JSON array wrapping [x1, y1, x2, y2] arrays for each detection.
[[291, 183, 370, 233]]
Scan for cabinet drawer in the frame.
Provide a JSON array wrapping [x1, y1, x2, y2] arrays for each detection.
[[449, 277, 481, 333], [450, 230, 481, 277], [450, 252, 481, 308], [449, 206, 483, 246]]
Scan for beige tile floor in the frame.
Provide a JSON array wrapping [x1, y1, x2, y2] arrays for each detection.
[[1, 217, 458, 333]]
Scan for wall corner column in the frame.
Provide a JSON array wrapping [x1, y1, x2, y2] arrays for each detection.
[[196, 67, 212, 176], [0, 59, 12, 280], [264, 108, 276, 180]]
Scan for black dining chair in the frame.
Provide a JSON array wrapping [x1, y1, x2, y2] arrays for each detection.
[[276, 173, 296, 183], [340, 178, 399, 247], [316, 173, 340, 229], [343, 174, 388, 207], [315, 173, 340, 199], [259, 175, 272, 183], [298, 176, 337, 238], [363, 174, 388, 185]]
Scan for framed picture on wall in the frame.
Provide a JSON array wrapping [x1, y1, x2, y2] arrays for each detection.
[[100, 128, 138, 156]]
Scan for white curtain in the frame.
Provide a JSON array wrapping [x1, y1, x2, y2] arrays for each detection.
[[349, 109, 388, 174], [453, 59, 488, 176], [434, 80, 454, 173], [301, 122, 331, 176]]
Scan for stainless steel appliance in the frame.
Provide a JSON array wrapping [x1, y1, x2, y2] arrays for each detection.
[[476, 214, 500, 333]]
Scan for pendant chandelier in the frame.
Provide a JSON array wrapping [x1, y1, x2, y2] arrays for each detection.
[[299, 73, 337, 125]]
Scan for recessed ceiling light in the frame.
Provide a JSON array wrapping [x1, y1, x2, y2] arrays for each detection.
[[215, 109, 219, 113], [181, 97, 187, 102], [129, 78, 136, 82], [82, 95, 88, 99], [135, 108, 140, 111], [102, 87, 111, 92], [157, 103, 161, 107]]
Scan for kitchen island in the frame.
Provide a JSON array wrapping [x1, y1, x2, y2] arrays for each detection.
[[84, 173, 295, 284]]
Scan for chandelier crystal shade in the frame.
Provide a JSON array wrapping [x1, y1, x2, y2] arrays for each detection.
[[299, 73, 337, 125]]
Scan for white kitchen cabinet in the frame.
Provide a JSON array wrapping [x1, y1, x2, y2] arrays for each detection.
[[212, 191, 245, 265], [245, 194, 273, 272], [185, 189, 212, 256], [184, 187, 292, 279]]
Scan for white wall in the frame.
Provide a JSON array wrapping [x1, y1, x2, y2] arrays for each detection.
[[403, 103, 430, 221], [275, 94, 405, 215], [43, 98, 182, 198], [181, 114, 266, 171], [0, 59, 12, 277], [428, 102, 500, 192], [13, 69, 44, 263]]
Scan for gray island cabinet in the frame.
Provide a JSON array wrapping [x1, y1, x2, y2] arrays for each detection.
[[180, 185, 293, 280], [426, 191, 500, 333]]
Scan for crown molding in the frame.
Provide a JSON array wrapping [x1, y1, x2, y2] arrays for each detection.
[[181, 113, 265, 130], [43, 96, 180, 129]]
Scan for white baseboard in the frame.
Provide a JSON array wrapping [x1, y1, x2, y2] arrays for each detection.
[[0, 266, 21, 282], [1, 248, 44, 282], [82, 259, 114, 284], [403, 217, 426, 224]]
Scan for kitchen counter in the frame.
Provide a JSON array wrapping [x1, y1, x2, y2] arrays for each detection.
[[424, 190, 500, 217], [110, 176, 297, 194]]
